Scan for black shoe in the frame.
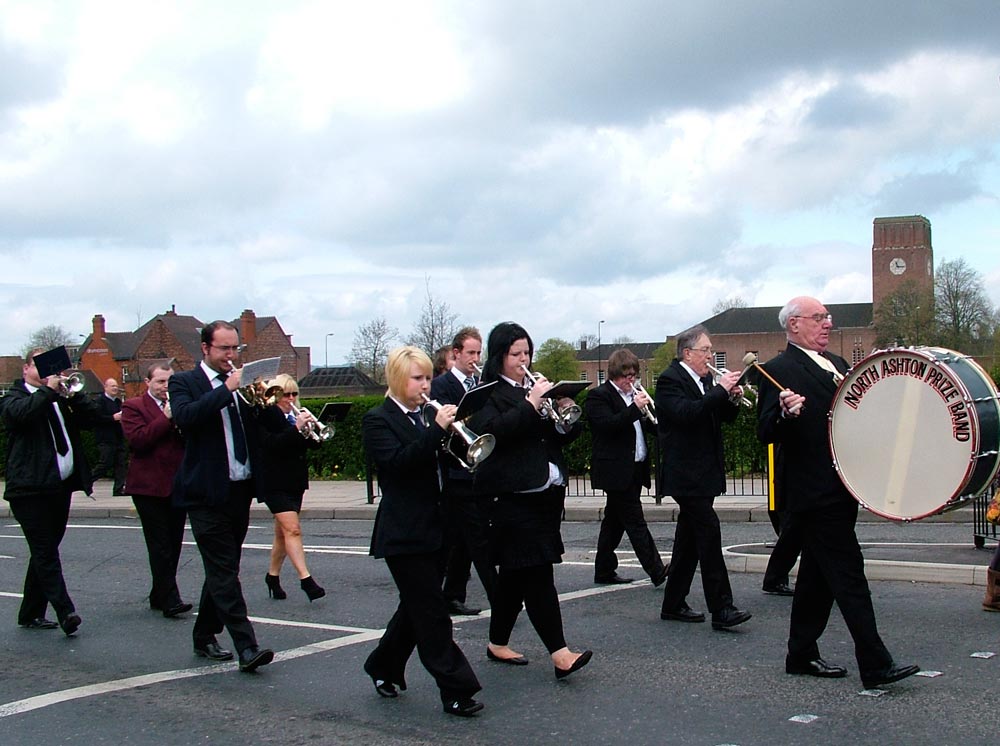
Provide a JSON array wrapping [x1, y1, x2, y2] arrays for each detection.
[[554, 650, 593, 680], [19, 617, 59, 630], [264, 573, 287, 600], [487, 647, 529, 666], [163, 602, 193, 618], [711, 606, 752, 630], [443, 698, 484, 717], [194, 640, 234, 661], [60, 613, 82, 637], [594, 573, 633, 585], [447, 600, 481, 616], [300, 576, 326, 602], [652, 565, 670, 588], [762, 582, 795, 596], [660, 604, 705, 623], [861, 663, 920, 689], [786, 657, 848, 678], [238, 646, 274, 673]]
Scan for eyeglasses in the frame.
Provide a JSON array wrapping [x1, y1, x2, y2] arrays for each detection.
[[211, 345, 241, 353], [689, 346, 713, 355], [792, 314, 833, 324], [285, 391, 299, 397], [623, 371, 637, 379]]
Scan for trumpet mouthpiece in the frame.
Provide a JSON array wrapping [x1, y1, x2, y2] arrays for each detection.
[[742, 352, 758, 366]]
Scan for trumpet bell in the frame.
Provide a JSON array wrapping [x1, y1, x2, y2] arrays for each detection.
[[464, 433, 495, 469]]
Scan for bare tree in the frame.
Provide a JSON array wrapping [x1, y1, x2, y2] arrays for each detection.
[[934, 258, 995, 351], [21, 324, 76, 356], [350, 316, 398, 384], [611, 335, 634, 346], [712, 296, 750, 315], [404, 277, 459, 356], [577, 334, 598, 351]]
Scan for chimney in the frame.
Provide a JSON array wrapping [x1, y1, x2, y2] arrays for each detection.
[[93, 314, 106, 339], [580, 340, 588, 351], [165, 305, 177, 316], [240, 309, 257, 345]]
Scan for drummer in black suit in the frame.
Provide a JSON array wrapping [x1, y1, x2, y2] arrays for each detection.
[[757, 295, 918, 689], [469, 322, 592, 679], [362, 346, 483, 717], [430, 326, 497, 615]]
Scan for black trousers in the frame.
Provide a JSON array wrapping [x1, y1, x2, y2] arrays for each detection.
[[489, 563, 567, 654], [763, 508, 802, 588], [661, 495, 733, 615], [365, 551, 481, 702], [188, 481, 257, 654], [95, 440, 128, 494], [132, 494, 187, 609], [594, 463, 664, 580], [9, 488, 75, 624], [441, 481, 497, 604], [786, 502, 894, 675]]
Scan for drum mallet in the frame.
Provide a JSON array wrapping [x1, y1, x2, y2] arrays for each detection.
[[742, 352, 802, 415]]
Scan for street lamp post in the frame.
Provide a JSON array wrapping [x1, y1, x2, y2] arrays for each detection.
[[325, 333, 334, 368], [597, 320, 605, 382]]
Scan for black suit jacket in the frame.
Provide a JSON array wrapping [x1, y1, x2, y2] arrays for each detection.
[[257, 405, 319, 499], [756, 343, 852, 513], [584, 380, 654, 492], [362, 398, 448, 558], [168, 366, 260, 508], [655, 360, 738, 497], [93, 393, 124, 445], [430, 370, 476, 482], [469, 378, 580, 496]]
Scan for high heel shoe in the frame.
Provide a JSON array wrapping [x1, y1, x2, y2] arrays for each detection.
[[300, 576, 326, 602], [264, 573, 287, 600]]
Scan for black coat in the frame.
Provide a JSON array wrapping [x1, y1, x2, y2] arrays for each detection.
[[655, 360, 738, 497], [92, 393, 124, 445], [584, 380, 654, 492], [430, 369, 476, 482], [756, 343, 852, 513], [362, 398, 448, 559], [256, 405, 319, 500], [0, 380, 99, 499]]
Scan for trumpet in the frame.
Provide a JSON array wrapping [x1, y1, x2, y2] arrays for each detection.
[[420, 394, 495, 472], [632, 379, 657, 424], [520, 364, 582, 427], [706, 363, 754, 408], [290, 401, 335, 442], [57, 372, 86, 397]]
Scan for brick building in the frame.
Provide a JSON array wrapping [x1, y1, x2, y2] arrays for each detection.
[[78, 307, 310, 398]]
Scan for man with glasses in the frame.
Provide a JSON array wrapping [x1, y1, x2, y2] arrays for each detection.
[[585, 348, 668, 586], [655, 325, 751, 631], [169, 321, 274, 673], [757, 296, 918, 689]]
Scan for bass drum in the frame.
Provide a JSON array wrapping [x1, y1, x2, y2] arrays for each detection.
[[829, 347, 1000, 521]]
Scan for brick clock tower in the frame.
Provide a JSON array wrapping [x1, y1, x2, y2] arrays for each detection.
[[871, 215, 933, 309]]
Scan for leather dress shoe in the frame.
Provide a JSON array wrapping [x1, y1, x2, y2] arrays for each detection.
[[555, 650, 593, 680], [594, 573, 633, 585], [371, 677, 398, 698], [20, 617, 59, 630], [652, 565, 670, 588], [194, 640, 234, 661], [60, 613, 82, 637], [660, 604, 705, 623], [447, 600, 481, 616], [443, 697, 484, 717], [711, 606, 752, 630], [487, 647, 529, 666], [861, 663, 920, 689], [163, 602, 193, 618], [786, 657, 848, 678], [238, 646, 274, 673], [762, 582, 795, 596]]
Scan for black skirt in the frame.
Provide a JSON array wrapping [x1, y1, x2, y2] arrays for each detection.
[[262, 492, 304, 514]]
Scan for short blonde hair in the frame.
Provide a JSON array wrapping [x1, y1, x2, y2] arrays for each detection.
[[385, 346, 432, 400], [268, 373, 298, 395]]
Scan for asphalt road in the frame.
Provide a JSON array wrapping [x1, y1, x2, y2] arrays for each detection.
[[2, 518, 999, 745]]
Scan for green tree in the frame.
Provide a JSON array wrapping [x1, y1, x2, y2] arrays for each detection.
[[648, 340, 677, 392], [873, 280, 935, 347], [935, 258, 994, 351], [533, 338, 580, 381]]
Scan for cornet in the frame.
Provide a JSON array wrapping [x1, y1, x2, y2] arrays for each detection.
[[289, 401, 335, 442], [421, 394, 495, 472], [632, 379, 657, 424], [706, 363, 753, 408], [520, 365, 582, 427], [57, 372, 86, 398]]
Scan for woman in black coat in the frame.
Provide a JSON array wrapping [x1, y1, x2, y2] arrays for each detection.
[[361, 346, 483, 718], [469, 322, 592, 679], [257, 374, 324, 602]]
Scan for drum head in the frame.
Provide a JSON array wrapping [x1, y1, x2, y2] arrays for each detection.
[[829, 348, 980, 521]]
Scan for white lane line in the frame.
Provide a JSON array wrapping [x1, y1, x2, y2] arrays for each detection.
[[0, 591, 22, 599], [248, 615, 378, 634]]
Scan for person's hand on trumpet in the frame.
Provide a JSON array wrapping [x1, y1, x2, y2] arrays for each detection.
[[432, 402, 458, 430], [716, 369, 742, 394], [779, 389, 806, 418], [222, 363, 243, 391], [632, 387, 652, 411]]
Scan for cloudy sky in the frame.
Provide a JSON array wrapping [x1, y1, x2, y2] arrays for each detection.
[[1, 0, 998, 364]]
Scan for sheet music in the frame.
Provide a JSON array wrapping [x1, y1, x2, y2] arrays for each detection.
[[241, 356, 282, 383]]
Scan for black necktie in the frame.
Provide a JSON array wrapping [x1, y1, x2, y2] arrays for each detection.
[[48, 404, 69, 456], [406, 411, 424, 429], [218, 374, 248, 464], [700, 374, 714, 392]]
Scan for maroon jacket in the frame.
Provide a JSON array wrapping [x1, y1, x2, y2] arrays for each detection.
[[121, 393, 184, 498]]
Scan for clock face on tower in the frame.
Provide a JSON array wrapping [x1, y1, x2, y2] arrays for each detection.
[[889, 257, 907, 275]]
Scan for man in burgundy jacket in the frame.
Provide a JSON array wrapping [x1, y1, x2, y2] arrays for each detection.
[[121, 362, 191, 618]]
